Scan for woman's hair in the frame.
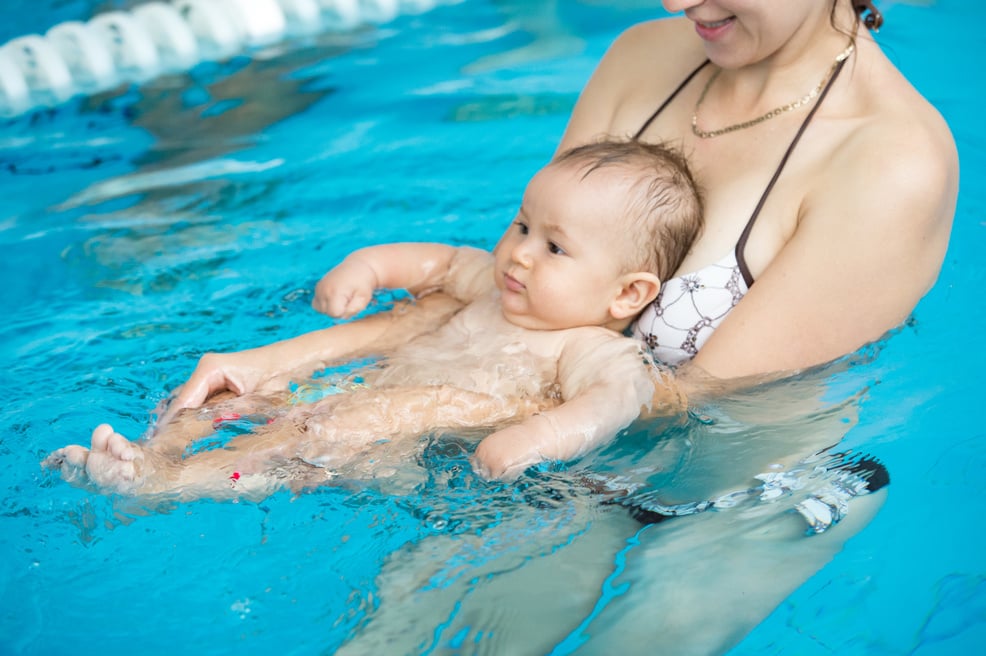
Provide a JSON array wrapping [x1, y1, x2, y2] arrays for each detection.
[[853, 1, 884, 30], [834, 1, 884, 34], [553, 139, 704, 283]]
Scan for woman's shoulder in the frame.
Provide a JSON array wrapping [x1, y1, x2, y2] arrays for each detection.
[[799, 50, 958, 298], [561, 17, 705, 146], [607, 16, 704, 61], [859, 42, 955, 148], [832, 49, 958, 225]]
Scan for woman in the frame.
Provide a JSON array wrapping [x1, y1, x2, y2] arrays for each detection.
[[155, 1, 955, 652], [560, 0, 956, 385]]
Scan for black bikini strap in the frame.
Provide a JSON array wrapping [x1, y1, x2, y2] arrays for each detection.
[[633, 60, 710, 141], [735, 55, 851, 288]]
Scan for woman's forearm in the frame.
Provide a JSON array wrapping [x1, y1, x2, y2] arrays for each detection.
[[161, 293, 464, 424]]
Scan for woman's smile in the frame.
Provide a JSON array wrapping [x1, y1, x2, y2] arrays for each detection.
[[692, 15, 735, 40]]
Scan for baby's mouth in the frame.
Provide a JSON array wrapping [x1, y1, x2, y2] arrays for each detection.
[[503, 273, 525, 292]]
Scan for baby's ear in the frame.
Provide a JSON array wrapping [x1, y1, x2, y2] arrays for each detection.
[[610, 272, 661, 320]]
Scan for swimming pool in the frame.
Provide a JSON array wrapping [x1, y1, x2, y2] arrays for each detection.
[[1, 1, 983, 654]]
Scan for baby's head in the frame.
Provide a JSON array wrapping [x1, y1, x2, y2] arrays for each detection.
[[552, 139, 703, 284], [494, 139, 703, 332]]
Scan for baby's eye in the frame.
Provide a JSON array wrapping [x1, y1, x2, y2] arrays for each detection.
[[514, 221, 529, 235], [548, 242, 566, 255]]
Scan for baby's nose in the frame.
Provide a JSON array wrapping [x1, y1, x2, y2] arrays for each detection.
[[511, 241, 533, 266]]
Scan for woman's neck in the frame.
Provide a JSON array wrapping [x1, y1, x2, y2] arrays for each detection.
[[707, 18, 860, 122]]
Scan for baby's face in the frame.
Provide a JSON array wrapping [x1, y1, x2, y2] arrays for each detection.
[[493, 161, 637, 331]]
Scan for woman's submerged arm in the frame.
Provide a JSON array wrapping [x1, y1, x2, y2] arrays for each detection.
[[160, 293, 464, 425]]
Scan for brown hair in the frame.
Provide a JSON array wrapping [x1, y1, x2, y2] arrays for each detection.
[[833, 1, 883, 35], [553, 139, 704, 282], [853, 1, 884, 30]]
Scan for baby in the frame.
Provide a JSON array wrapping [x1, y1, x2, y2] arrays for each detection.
[[43, 139, 703, 500]]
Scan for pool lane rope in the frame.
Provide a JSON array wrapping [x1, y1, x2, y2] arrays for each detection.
[[0, 0, 443, 117]]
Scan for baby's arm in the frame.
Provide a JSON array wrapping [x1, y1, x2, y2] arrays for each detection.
[[313, 243, 494, 317], [474, 330, 665, 479]]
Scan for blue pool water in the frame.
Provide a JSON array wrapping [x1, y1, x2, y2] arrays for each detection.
[[1, 1, 983, 654]]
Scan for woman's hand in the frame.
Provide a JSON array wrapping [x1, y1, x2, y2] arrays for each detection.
[[156, 351, 282, 427]]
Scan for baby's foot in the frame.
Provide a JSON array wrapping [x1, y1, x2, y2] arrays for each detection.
[[41, 444, 92, 486], [83, 424, 154, 494]]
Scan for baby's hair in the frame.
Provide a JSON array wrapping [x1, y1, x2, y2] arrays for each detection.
[[553, 139, 704, 282]]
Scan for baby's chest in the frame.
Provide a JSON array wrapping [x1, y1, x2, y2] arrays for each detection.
[[393, 305, 561, 400], [439, 326, 558, 397]]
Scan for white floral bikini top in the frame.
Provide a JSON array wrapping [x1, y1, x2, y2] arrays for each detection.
[[633, 251, 748, 366], [630, 56, 850, 366]]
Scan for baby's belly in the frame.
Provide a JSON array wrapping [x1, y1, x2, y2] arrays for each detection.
[[368, 337, 560, 404]]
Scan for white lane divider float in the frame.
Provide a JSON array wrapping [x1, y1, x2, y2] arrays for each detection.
[[0, 0, 443, 117]]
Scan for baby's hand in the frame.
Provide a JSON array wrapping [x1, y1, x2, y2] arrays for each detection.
[[473, 425, 540, 481], [312, 257, 379, 318]]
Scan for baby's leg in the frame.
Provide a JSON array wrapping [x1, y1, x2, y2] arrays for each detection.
[[42, 424, 167, 495], [298, 386, 549, 468], [45, 386, 545, 497], [41, 444, 92, 487], [148, 391, 288, 457], [41, 397, 234, 482], [47, 416, 315, 500]]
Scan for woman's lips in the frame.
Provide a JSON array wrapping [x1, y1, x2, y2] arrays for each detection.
[[693, 16, 734, 41]]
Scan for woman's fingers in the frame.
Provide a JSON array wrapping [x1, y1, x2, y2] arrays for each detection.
[[157, 357, 241, 425]]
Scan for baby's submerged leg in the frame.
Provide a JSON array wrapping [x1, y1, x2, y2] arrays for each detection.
[[160, 415, 334, 499], [299, 385, 549, 468], [41, 444, 93, 486], [77, 423, 182, 495], [48, 417, 315, 500], [148, 390, 288, 456], [43, 424, 139, 490]]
